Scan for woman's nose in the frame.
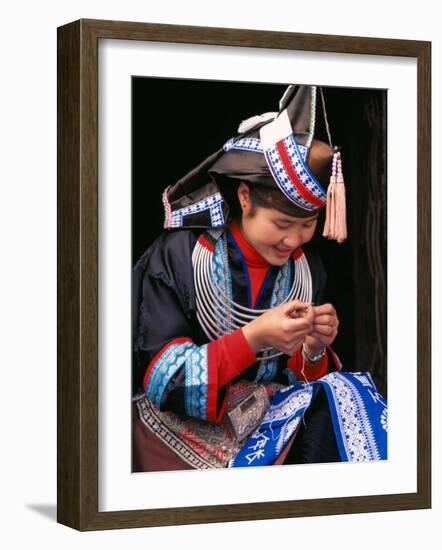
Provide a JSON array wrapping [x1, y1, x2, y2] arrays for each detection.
[[282, 232, 301, 248]]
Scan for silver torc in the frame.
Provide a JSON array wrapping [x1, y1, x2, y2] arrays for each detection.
[[192, 229, 313, 361]]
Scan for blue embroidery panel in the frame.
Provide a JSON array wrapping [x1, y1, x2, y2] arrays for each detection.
[[223, 137, 264, 153], [320, 372, 387, 462], [230, 384, 314, 467], [230, 372, 388, 467], [146, 341, 211, 420], [223, 136, 308, 159], [211, 236, 234, 334], [225, 230, 253, 309], [184, 345, 210, 420], [169, 192, 225, 228], [146, 342, 195, 408]]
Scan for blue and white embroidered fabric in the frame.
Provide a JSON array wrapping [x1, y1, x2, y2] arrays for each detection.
[[169, 192, 225, 228], [223, 137, 264, 153], [254, 348, 279, 383], [230, 371, 388, 467], [146, 341, 211, 419], [271, 259, 293, 306], [223, 136, 309, 161], [230, 384, 314, 466], [184, 345, 210, 419], [255, 261, 293, 383], [322, 371, 387, 462], [211, 234, 234, 333], [146, 340, 212, 420], [264, 134, 326, 211], [146, 341, 196, 409]]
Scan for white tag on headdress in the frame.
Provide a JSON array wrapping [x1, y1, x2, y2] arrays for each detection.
[[238, 112, 277, 134], [259, 109, 292, 149]]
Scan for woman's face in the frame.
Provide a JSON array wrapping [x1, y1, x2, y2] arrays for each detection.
[[237, 184, 319, 266]]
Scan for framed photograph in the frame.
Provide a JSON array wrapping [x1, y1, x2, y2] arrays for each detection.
[[57, 19, 431, 530]]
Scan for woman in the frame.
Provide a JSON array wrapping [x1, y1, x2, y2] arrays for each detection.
[[132, 85, 387, 471]]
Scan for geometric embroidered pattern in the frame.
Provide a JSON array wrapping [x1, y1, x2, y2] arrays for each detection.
[[271, 258, 293, 307], [146, 342, 195, 409], [254, 348, 279, 383], [134, 394, 215, 469], [211, 234, 234, 333], [229, 384, 313, 467], [184, 345, 209, 420], [321, 373, 384, 462], [264, 134, 326, 211], [260, 384, 313, 424], [168, 192, 225, 228], [223, 136, 308, 160], [223, 137, 263, 153], [230, 371, 387, 467]]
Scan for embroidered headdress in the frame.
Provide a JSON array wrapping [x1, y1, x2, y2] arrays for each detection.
[[162, 85, 347, 242]]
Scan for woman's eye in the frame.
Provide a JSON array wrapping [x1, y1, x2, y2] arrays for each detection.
[[275, 222, 290, 230]]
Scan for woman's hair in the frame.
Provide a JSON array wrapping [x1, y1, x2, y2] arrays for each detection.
[[248, 184, 316, 218]]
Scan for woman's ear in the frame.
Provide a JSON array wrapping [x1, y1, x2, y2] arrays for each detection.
[[237, 182, 252, 215]]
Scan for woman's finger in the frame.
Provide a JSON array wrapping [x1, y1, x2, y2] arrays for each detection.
[[284, 317, 312, 333], [313, 303, 335, 313], [284, 301, 311, 317], [312, 314, 337, 326]]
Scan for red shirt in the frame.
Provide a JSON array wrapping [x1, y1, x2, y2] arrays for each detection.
[[228, 222, 271, 307]]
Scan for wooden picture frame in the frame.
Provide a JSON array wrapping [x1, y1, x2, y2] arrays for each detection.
[[57, 18, 431, 531]]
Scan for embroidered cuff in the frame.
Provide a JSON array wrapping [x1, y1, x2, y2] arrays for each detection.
[[143, 337, 193, 394]]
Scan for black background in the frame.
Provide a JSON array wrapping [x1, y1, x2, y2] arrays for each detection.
[[132, 78, 387, 395]]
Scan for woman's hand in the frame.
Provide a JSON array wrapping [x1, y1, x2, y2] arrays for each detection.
[[304, 303, 339, 355], [242, 300, 314, 356]]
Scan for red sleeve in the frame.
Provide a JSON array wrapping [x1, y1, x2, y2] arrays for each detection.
[[206, 328, 256, 422], [216, 328, 257, 386]]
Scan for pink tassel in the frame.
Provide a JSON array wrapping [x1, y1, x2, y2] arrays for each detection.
[[323, 152, 337, 239], [335, 177, 347, 242], [334, 154, 347, 243], [323, 151, 347, 243]]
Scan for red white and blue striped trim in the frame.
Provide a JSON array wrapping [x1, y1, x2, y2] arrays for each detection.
[[264, 133, 326, 211]]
